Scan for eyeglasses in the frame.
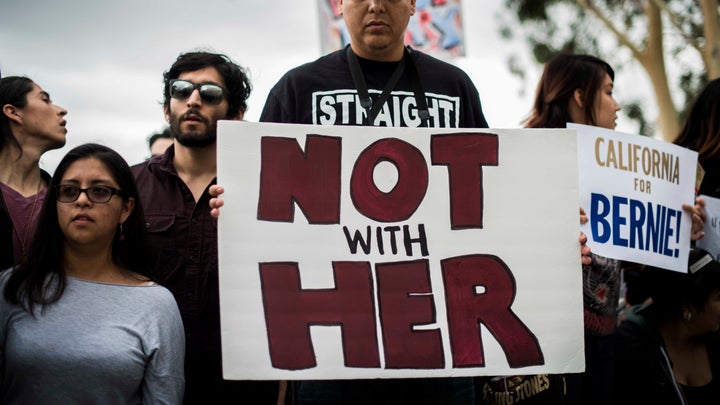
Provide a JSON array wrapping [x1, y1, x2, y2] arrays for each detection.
[[169, 79, 228, 105], [55, 185, 123, 204]]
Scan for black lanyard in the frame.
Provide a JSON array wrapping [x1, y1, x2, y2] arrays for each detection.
[[346, 45, 429, 127]]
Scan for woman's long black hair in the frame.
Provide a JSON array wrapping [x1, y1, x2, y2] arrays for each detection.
[[4, 143, 151, 312]]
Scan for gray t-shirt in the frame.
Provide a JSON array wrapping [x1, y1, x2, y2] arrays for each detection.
[[0, 273, 185, 404]]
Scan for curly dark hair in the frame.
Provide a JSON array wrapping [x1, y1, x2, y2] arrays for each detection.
[[162, 51, 252, 119]]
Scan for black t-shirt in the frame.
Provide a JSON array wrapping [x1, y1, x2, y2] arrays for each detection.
[[260, 45, 489, 129], [682, 380, 720, 405]]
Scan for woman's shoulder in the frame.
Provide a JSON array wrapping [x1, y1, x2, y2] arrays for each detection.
[[119, 280, 175, 302], [69, 275, 175, 308], [127, 283, 179, 314]]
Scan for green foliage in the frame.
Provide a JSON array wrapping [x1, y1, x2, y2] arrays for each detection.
[[623, 101, 651, 137], [499, 0, 712, 135]]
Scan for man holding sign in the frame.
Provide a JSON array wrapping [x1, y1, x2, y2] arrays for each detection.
[[209, 0, 487, 402], [257, 0, 487, 402]]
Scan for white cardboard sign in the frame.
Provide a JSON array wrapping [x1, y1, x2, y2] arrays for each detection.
[[217, 122, 584, 380], [697, 194, 720, 260], [572, 123, 698, 273]]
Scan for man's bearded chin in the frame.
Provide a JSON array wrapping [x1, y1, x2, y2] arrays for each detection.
[[171, 117, 217, 147], [174, 128, 217, 147]]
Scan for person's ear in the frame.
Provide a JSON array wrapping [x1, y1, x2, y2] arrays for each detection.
[[338, 0, 344, 15], [233, 110, 245, 121], [163, 105, 171, 124], [119, 197, 135, 224], [2, 104, 22, 125], [572, 89, 585, 109], [409, 0, 416, 15]]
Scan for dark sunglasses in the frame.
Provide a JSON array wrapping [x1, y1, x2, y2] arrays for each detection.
[[55, 184, 123, 204], [169, 79, 228, 105]]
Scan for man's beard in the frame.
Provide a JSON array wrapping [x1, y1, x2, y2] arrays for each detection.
[[169, 109, 217, 148]]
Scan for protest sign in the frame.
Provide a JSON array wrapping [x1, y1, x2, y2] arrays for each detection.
[[217, 122, 584, 380], [572, 123, 698, 273], [697, 194, 720, 260]]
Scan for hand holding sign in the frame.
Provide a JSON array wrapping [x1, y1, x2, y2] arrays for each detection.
[[683, 196, 707, 241], [209, 185, 224, 218]]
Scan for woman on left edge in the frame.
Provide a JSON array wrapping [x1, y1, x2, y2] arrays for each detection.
[[0, 143, 185, 404], [0, 76, 67, 270]]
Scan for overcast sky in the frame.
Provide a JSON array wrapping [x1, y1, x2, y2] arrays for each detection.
[[0, 0, 640, 173]]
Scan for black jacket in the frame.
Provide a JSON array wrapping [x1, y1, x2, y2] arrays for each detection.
[[614, 304, 720, 405]]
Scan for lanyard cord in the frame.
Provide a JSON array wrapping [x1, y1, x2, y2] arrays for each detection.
[[346, 45, 429, 127], [405, 47, 430, 125]]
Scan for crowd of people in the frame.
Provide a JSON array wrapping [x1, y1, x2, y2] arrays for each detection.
[[1, 0, 719, 404]]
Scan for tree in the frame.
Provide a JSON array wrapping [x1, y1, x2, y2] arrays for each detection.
[[500, 0, 720, 141]]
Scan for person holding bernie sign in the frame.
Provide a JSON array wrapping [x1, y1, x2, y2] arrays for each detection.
[[477, 54, 705, 405]]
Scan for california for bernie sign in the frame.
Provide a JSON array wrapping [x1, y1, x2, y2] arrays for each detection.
[[572, 123, 698, 273], [216, 122, 585, 380]]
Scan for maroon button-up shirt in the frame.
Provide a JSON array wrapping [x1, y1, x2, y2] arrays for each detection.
[[133, 145, 277, 404]]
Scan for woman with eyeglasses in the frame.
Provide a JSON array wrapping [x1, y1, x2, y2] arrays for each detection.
[[0, 143, 185, 403], [0, 76, 67, 271]]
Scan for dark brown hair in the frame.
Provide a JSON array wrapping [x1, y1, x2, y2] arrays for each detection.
[[674, 78, 720, 163], [525, 54, 615, 129]]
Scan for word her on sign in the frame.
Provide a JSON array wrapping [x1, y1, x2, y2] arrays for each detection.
[[259, 256, 544, 370], [255, 132, 544, 371]]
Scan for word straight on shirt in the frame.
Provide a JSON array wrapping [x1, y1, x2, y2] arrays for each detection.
[[312, 89, 461, 127]]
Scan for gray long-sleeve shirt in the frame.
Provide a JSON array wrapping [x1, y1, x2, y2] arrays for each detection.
[[0, 273, 185, 404]]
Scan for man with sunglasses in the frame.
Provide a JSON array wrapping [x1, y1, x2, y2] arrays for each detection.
[[257, 0, 486, 403], [132, 51, 279, 404]]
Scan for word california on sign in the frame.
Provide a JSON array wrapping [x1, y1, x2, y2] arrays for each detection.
[[217, 122, 584, 380]]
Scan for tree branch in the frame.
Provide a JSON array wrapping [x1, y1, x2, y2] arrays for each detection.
[[700, 0, 720, 78], [648, 0, 703, 54], [575, 0, 645, 62]]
